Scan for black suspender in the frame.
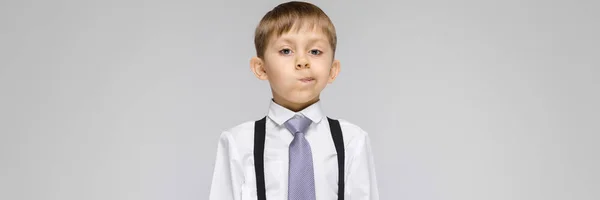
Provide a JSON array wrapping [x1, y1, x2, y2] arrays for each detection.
[[253, 116, 267, 200], [253, 116, 345, 200], [328, 117, 345, 200]]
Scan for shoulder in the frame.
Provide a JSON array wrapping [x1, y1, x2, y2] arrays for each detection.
[[217, 120, 257, 148], [332, 118, 370, 136], [222, 120, 255, 136], [328, 118, 377, 160], [328, 118, 371, 145]]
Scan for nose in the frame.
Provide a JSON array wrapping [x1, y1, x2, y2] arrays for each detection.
[[296, 59, 310, 69]]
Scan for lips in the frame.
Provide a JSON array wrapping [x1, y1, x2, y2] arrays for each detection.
[[299, 77, 315, 82]]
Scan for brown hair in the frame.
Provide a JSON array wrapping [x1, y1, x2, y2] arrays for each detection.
[[254, 1, 337, 58]]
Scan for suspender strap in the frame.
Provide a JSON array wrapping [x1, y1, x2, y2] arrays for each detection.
[[328, 117, 345, 200], [253, 116, 345, 200], [253, 117, 267, 200]]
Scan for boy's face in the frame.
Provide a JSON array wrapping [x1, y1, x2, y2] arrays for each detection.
[[251, 26, 340, 111]]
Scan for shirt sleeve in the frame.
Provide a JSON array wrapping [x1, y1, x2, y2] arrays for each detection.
[[209, 131, 244, 200], [345, 129, 380, 200]]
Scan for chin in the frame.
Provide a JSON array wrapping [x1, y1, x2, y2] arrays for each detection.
[[272, 88, 321, 105]]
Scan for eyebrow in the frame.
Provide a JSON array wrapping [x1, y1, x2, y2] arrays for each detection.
[[279, 38, 294, 45], [307, 37, 328, 45], [274, 37, 328, 46]]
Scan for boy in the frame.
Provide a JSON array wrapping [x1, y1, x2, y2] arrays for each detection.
[[209, 1, 379, 200]]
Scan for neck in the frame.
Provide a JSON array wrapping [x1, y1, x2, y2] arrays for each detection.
[[272, 95, 320, 112]]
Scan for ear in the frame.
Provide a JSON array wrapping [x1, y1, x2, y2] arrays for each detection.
[[328, 59, 340, 83], [250, 56, 268, 80]]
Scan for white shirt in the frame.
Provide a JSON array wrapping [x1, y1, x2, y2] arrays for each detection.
[[209, 100, 379, 200]]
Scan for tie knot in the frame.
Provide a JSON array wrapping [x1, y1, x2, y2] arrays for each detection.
[[284, 114, 312, 136]]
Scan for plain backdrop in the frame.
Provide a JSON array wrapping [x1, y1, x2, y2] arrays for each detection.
[[1, 0, 599, 199]]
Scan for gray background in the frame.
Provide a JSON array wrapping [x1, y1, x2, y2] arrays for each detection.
[[1, 0, 598, 199]]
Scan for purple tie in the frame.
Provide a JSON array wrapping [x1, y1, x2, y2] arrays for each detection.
[[284, 114, 316, 200]]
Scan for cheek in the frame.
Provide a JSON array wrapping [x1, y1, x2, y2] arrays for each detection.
[[315, 64, 333, 78], [267, 67, 289, 81], [265, 66, 293, 89]]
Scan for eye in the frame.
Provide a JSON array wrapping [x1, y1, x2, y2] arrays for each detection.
[[310, 49, 322, 55], [279, 48, 292, 55]]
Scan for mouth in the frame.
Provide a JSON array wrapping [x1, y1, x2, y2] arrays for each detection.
[[299, 77, 315, 83]]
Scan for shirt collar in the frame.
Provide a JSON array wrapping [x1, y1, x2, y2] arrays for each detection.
[[267, 99, 324, 126]]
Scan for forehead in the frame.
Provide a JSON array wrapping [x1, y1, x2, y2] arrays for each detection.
[[268, 23, 330, 45]]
